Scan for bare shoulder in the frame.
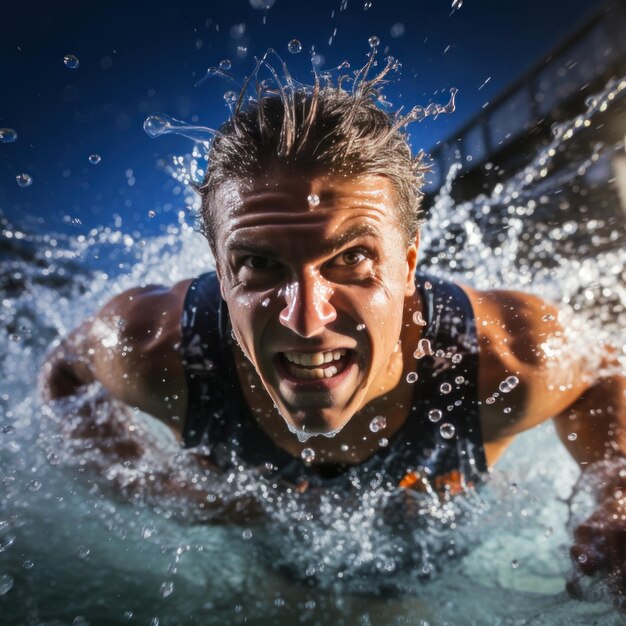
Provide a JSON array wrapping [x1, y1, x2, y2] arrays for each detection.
[[87, 279, 194, 428], [460, 285, 595, 455], [95, 279, 193, 348], [462, 285, 563, 367]]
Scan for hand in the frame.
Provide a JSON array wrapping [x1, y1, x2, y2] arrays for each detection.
[[568, 495, 626, 605]]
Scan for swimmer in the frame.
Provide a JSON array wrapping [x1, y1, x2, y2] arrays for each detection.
[[40, 68, 625, 597]]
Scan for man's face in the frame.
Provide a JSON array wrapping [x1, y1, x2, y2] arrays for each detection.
[[213, 173, 418, 436]]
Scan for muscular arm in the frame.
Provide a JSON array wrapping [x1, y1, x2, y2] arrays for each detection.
[[466, 285, 626, 595], [41, 280, 192, 434]]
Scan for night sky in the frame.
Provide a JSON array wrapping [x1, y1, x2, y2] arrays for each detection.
[[1, 0, 601, 236]]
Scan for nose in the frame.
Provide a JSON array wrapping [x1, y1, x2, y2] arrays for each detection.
[[279, 270, 337, 337]]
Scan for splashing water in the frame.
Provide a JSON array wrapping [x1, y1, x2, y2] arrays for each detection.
[[1, 71, 625, 624]]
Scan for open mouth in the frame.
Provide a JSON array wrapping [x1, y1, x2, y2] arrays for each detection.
[[277, 348, 353, 381]]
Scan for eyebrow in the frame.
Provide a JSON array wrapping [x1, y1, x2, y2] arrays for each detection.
[[227, 223, 381, 256]]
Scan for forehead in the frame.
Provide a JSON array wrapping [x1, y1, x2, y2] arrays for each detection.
[[213, 173, 401, 239]]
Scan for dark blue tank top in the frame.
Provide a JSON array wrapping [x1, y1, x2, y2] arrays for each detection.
[[179, 272, 487, 492]]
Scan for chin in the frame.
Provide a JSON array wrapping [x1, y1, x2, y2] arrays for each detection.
[[282, 409, 351, 440]]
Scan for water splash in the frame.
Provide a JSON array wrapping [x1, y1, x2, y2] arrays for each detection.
[[143, 114, 216, 142], [1, 66, 625, 626]]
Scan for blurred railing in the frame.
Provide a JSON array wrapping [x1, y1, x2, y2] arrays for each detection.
[[423, 0, 626, 204]]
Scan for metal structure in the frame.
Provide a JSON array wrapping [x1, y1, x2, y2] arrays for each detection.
[[423, 0, 626, 208]]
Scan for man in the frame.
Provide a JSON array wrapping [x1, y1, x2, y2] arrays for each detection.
[[41, 70, 625, 595]]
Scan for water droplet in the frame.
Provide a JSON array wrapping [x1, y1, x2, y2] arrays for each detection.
[[511, 559, 520, 569], [356, 323, 366, 331], [0, 575, 13, 596], [0, 128, 17, 143], [378, 437, 389, 447], [451, 0, 463, 10], [454, 376, 465, 384], [76, 545, 90, 559], [0, 531, 16, 553], [412, 310, 427, 326], [261, 297, 270, 307], [249, 0, 276, 9], [413, 338, 433, 359], [143, 114, 169, 138], [424, 281, 432, 290], [219, 59, 232, 71], [63, 54, 80, 69], [150, 618, 159, 626], [368, 35, 380, 48], [428, 409, 442, 422], [307, 193, 320, 207], [440, 382, 452, 395], [567, 432, 578, 441], [88, 154, 101, 165], [159, 581, 174, 598], [288, 39, 302, 54], [390, 23, 405, 38], [27, 479, 42, 492], [72, 617, 89, 626], [22, 559, 34, 570], [485, 396, 495, 405], [369, 415, 387, 432], [2, 425, 15, 435], [301, 447, 315, 463], [439, 423, 455, 439], [541, 314, 555, 322], [451, 354, 462, 364], [311, 52, 325, 67], [364, 1, 372, 9], [577, 554, 587, 564], [16, 173, 32, 188], [499, 376, 519, 393], [141, 524, 154, 539], [406, 371, 418, 384], [223, 90, 238, 105], [340, 444, 349, 452], [242, 528, 253, 540], [147, 210, 156, 218]]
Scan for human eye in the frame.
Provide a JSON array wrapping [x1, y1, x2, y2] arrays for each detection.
[[240, 255, 279, 271], [333, 248, 368, 267]]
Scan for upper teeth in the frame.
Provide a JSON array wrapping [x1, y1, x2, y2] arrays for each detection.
[[284, 349, 347, 366]]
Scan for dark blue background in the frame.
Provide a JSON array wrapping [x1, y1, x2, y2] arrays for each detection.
[[1, 0, 599, 236]]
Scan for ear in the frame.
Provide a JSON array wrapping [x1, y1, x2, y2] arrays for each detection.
[[404, 232, 420, 297], [215, 264, 228, 302]]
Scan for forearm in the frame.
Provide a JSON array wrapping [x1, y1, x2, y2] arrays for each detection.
[[554, 374, 626, 467]]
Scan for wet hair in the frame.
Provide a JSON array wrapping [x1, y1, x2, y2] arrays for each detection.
[[198, 55, 431, 252]]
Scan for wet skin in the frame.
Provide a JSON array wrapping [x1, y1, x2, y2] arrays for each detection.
[[211, 174, 420, 456]]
